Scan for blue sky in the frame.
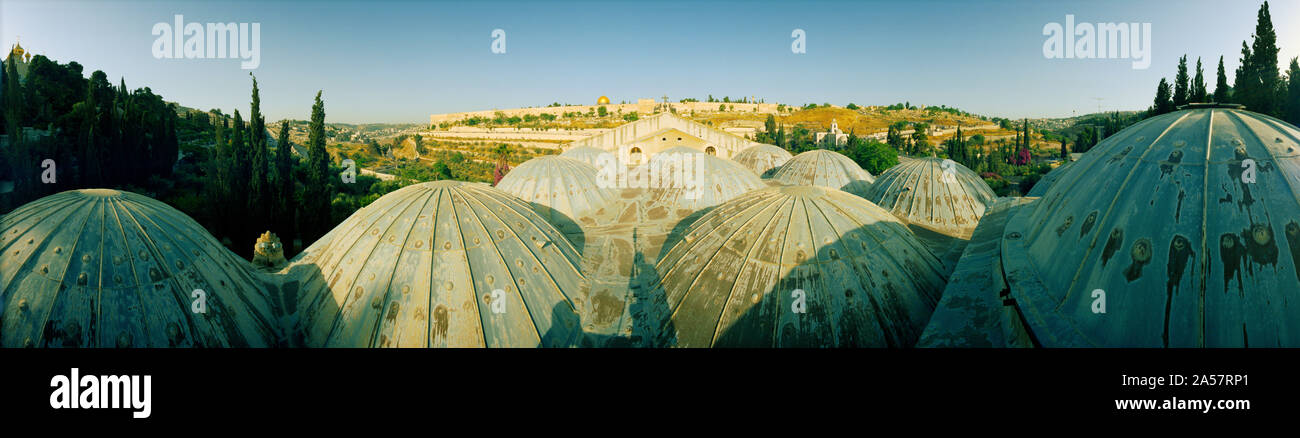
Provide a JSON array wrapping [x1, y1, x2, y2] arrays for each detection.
[[3, 0, 1298, 123]]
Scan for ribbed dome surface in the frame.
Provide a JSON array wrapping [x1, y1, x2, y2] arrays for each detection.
[[1004, 107, 1300, 347], [651, 185, 947, 347], [495, 156, 616, 223], [294, 181, 586, 347], [647, 148, 766, 213], [559, 145, 609, 168], [0, 189, 279, 347], [732, 144, 793, 177], [864, 157, 997, 236], [772, 149, 876, 193]]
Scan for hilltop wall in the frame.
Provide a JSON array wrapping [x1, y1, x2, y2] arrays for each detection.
[[430, 100, 778, 125]]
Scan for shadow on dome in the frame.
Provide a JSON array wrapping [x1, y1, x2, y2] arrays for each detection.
[[573, 228, 675, 347], [705, 221, 947, 347], [528, 202, 587, 255]]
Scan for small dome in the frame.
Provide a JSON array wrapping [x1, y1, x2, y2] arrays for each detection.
[[651, 185, 947, 347], [732, 144, 793, 177], [496, 156, 616, 226], [645, 148, 765, 214], [0, 189, 280, 347], [772, 149, 875, 196], [294, 181, 586, 347], [864, 157, 996, 237], [560, 145, 609, 168], [597, 96, 611, 105], [1004, 107, 1300, 346]]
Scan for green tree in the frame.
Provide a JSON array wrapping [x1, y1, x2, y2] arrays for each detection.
[[247, 75, 271, 240], [304, 91, 331, 241], [1214, 56, 1230, 102], [1249, 1, 1281, 116], [273, 120, 295, 251], [1173, 55, 1190, 107], [844, 136, 898, 175], [1190, 57, 1208, 103], [1151, 78, 1174, 116], [1286, 57, 1300, 125]]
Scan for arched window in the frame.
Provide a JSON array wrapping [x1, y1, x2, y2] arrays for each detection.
[[704, 146, 716, 156]]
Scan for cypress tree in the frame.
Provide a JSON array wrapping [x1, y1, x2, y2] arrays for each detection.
[[230, 109, 248, 242], [1250, 1, 1281, 116], [1234, 41, 1254, 107], [1214, 56, 1230, 102], [273, 120, 295, 250], [247, 75, 270, 237], [1173, 55, 1190, 107], [1286, 57, 1300, 126], [304, 91, 331, 241], [1152, 78, 1173, 115], [1190, 57, 1207, 103]]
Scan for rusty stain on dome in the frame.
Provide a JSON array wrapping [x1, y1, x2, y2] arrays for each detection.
[[644, 148, 766, 214], [647, 185, 947, 347], [290, 181, 586, 347], [495, 155, 617, 229], [0, 189, 281, 347], [771, 149, 875, 196], [732, 144, 793, 177], [865, 157, 997, 238], [1003, 107, 1300, 347]]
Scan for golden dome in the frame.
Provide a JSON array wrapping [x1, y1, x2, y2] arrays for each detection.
[[596, 96, 610, 105]]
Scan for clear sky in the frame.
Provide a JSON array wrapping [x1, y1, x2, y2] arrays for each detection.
[[3, 0, 1298, 123]]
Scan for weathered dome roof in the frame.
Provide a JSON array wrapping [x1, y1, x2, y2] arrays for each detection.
[[732, 144, 793, 177], [559, 145, 608, 168], [1026, 161, 1073, 197], [495, 156, 617, 225], [864, 157, 997, 237], [650, 185, 947, 347], [293, 181, 586, 347], [772, 149, 875, 195], [1003, 107, 1300, 346], [0, 189, 280, 347], [646, 148, 766, 214]]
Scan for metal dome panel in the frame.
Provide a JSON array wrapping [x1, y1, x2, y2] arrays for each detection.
[[495, 156, 617, 225], [651, 185, 947, 347], [0, 189, 280, 347], [293, 181, 586, 347], [772, 149, 876, 194], [647, 149, 766, 214], [732, 144, 793, 177], [1003, 108, 1300, 347], [865, 157, 997, 237]]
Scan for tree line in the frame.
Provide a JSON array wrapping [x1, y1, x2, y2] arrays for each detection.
[[1148, 1, 1300, 125]]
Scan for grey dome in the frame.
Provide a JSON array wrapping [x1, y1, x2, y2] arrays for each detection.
[[559, 145, 608, 168], [293, 181, 586, 347], [1027, 161, 1073, 197], [732, 144, 793, 177], [1003, 107, 1300, 347], [646, 148, 766, 214], [864, 157, 997, 237], [495, 156, 617, 226], [651, 185, 947, 347], [772, 149, 875, 195], [0, 189, 280, 347]]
